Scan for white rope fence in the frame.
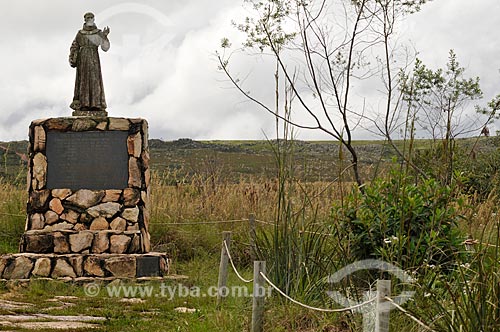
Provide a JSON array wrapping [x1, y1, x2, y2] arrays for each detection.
[[221, 234, 376, 314], [384, 296, 437, 332], [154, 219, 248, 225], [259, 271, 377, 313], [216, 225, 437, 332], [0, 212, 24, 217], [153, 217, 274, 227], [254, 219, 274, 226], [223, 240, 253, 283], [150, 216, 283, 227]]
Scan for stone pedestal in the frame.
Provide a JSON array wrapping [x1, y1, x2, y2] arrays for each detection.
[[0, 117, 167, 279], [0, 252, 168, 279]]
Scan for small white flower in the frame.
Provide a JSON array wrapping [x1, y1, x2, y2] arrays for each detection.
[[383, 238, 391, 244]]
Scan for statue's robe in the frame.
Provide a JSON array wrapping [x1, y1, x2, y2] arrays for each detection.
[[69, 24, 110, 111]]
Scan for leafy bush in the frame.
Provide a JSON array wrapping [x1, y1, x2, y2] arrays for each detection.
[[332, 172, 464, 271]]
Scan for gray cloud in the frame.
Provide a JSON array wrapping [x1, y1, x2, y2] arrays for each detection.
[[0, 0, 499, 141]]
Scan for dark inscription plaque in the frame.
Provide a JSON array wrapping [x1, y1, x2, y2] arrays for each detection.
[[136, 256, 161, 277], [46, 131, 129, 190]]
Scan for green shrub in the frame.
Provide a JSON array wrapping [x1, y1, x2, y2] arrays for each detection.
[[332, 171, 464, 271]]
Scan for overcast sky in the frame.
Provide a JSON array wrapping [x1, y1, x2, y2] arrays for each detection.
[[1, 0, 499, 141]]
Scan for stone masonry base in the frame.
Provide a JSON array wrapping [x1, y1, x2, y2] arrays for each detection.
[[0, 252, 168, 279]]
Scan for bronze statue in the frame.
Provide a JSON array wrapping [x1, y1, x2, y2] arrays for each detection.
[[69, 12, 110, 116]]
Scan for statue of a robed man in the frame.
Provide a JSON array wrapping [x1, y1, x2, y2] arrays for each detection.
[[69, 12, 110, 116]]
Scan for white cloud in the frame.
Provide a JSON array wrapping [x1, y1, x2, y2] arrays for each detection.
[[0, 0, 499, 141]]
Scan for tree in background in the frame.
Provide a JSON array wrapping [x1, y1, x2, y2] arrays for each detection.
[[218, 0, 430, 188], [398, 51, 500, 184]]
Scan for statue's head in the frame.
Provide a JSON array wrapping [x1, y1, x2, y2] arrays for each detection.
[[84, 12, 95, 27]]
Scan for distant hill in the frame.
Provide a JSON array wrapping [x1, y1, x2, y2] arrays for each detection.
[[1, 136, 498, 184]]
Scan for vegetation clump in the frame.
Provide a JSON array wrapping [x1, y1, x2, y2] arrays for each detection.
[[332, 172, 464, 272]]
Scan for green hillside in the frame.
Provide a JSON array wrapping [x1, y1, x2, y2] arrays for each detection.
[[1, 136, 498, 184]]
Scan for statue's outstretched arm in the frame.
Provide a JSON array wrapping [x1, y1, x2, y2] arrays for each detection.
[[101, 26, 110, 52]]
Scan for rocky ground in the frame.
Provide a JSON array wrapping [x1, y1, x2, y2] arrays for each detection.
[[0, 296, 105, 330]]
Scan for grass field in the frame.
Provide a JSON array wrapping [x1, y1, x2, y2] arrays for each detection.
[[0, 175, 353, 331], [0, 137, 499, 331]]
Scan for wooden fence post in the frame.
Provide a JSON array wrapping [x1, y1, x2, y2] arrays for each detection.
[[216, 231, 232, 308], [375, 279, 391, 332], [249, 214, 256, 261], [251, 261, 266, 332]]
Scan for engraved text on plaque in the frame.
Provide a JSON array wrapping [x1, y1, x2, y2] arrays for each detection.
[[46, 131, 129, 190]]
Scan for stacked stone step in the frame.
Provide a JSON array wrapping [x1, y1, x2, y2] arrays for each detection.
[[0, 252, 168, 279], [29, 188, 144, 233], [24, 188, 147, 254], [21, 230, 142, 254]]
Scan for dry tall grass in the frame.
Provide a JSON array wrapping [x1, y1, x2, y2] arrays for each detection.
[[456, 191, 500, 246], [0, 179, 26, 253], [0, 170, 498, 258], [148, 170, 353, 261], [149, 171, 349, 224]]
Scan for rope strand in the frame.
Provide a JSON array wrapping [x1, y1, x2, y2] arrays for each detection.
[[384, 296, 436, 332], [0, 212, 25, 217], [259, 271, 376, 313], [153, 219, 247, 225], [223, 240, 253, 283]]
